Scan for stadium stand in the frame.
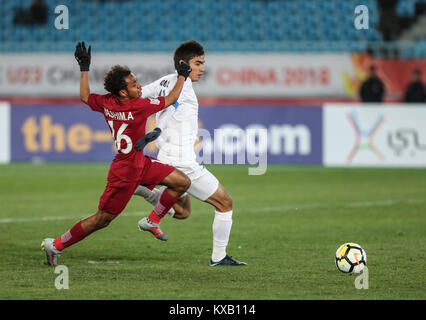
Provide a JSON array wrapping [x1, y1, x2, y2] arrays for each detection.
[[0, 0, 425, 57]]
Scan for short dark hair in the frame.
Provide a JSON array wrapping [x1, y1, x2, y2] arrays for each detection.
[[173, 40, 204, 69], [104, 65, 131, 97]]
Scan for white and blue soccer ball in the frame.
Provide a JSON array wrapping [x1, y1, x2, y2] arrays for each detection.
[[335, 242, 367, 274]]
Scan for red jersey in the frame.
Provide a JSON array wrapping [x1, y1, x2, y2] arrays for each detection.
[[88, 93, 166, 182]]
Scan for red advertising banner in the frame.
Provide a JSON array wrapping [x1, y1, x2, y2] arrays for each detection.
[[342, 53, 426, 100]]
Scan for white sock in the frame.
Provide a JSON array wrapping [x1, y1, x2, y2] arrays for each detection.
[[211, 210, 233, 262], [134, 185, 176, 217], [134, 185, 152, 198], [134, 185, 163, 206]]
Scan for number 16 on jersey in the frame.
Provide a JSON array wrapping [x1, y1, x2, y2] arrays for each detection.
[[108, 121, 132, 154]]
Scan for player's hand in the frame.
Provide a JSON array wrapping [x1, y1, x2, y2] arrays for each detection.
[[75, 42, 91, 72], [176, 61, 192, 80], [135, 128, 162, 151]]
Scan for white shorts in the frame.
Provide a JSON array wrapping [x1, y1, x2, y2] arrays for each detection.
[[172, 162, 219, 201]]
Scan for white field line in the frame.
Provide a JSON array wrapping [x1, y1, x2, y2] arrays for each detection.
[[88, 260, 121, 264], [0, 211, 148, 224], [0, 198, 424, 224]]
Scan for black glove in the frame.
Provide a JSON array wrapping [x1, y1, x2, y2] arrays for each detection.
[[176, 61, 192, 80], [135, 128, 162, 151], [74, 42, 91, 71]]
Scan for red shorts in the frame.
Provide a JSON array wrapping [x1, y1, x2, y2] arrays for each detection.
[[98, 156, 175, 215]]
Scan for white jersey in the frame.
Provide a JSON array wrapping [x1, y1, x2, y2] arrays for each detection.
[[142, 73, 199, 165], [143, 73, 219, 200]]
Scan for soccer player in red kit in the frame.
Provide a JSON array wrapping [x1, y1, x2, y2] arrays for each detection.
[[41, 42, 192, 266]]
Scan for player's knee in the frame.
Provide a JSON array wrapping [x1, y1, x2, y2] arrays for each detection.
[[165, 170, 191, 195], [183, 176, 191, 191], [220, 194, 233, 212], [93, 211, 116, 229], [181, 209, 190, 219], [177, 174, 191, 193], [96, 220, 111, 229], [174, 208, 191, 219]]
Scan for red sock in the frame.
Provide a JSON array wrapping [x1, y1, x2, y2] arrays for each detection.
[[148, 189, 179, 224], [54, 221, 88, 251]]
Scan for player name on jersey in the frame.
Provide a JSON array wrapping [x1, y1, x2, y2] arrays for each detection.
[[103, 107, 134, 121]]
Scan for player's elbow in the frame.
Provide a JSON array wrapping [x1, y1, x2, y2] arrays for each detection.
[[164, 94, 178, 108], [80, 94, 89, 105]]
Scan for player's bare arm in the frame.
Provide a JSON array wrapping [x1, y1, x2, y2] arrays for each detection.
[[163, 61, 191, 107], [75, 41, 92, 104], [79, 72, 90, 104]]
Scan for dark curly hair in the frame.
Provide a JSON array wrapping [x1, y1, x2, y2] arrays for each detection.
[[173, 40, 204, 70], [104, 65, 131, 97]]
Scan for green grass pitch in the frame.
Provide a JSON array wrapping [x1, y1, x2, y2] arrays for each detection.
[[0, 163, 425, 300]]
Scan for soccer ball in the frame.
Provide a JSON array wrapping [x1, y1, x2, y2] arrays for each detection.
[[335, 242, 367, 273]]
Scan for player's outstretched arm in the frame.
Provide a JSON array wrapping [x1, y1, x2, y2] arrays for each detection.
[[164, 61, 191, 107], [75, 42, 91, 105], [136, 62, 191, 151], [79, 72, 90, 105]]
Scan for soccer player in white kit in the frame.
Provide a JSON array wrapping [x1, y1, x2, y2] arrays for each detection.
[[134, 40, 246, 266]]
